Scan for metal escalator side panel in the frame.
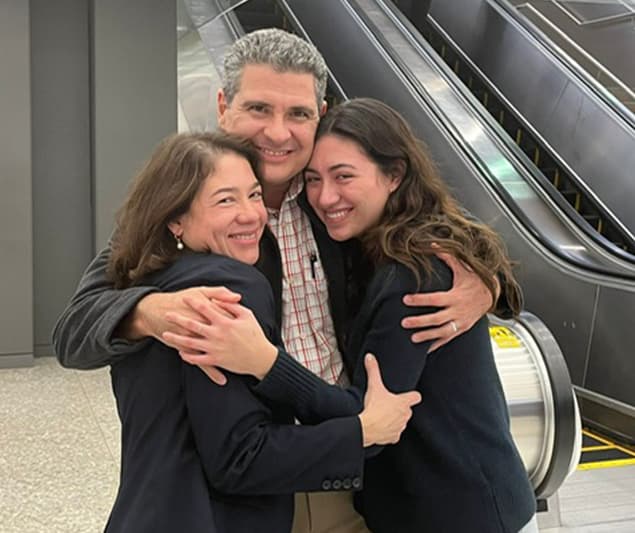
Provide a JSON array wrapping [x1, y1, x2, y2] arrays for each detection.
[[427, 0, 635, 239]]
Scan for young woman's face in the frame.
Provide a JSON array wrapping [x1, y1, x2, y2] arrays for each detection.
[[305, 134, 399, 241], [169, 152, 267, 264]]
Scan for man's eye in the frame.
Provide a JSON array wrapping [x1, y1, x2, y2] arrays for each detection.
[[291, 110, 311, 120], [248, 105, 268, 113]]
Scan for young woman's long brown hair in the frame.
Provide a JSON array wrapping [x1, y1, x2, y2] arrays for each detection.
[[108, 132, 261, 289], [314, 98, 522, 316]]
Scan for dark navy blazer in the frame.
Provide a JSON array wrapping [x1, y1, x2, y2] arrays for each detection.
[[105, 253, 364, 533], [256, 257, 536, 533]]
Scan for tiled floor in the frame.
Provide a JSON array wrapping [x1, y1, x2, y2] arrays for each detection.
[[1, 357, 634, 532]]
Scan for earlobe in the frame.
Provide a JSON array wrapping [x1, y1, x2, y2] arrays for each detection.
[[389, 159, 407, 191], [167, 220, 182, 238], [320, 100, 328, 117]]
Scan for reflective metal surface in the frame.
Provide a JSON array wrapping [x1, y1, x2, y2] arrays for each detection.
[[177, 0, 238, 132], [489, 312, 581, 495], [427, 0, 635, 237], [350, 0, 635, 416]]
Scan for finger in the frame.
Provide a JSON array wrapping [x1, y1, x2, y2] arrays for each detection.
[[364, 353, 384, 393], [198, 364, 227, 386], [182, 296, 227, 324], [403, 291, 453, 309], [161, 330, 199, 351], [164, 312, 211, 337], [211, 300, 246, 319], [410, 324, 449, 344], [434, 251, 472, 275], [401, 309, 452, 329], [400, 391, 422, 407], [180, 351, 218, 366], [197, 286, 241, 302], [162, 332, 211, 353]]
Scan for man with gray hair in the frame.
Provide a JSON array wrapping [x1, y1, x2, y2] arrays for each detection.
[[54, 28, 498, 533]]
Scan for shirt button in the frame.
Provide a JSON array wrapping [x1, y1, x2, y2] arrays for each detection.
[[352, 477, 362, 489], [332, 479, 342, 490], [343, 478, 352, 489], [322, 480, 332, 491]]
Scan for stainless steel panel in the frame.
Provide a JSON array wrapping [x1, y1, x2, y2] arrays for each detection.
[[585, 286, 635, 405], [428, 0, 635, 237]]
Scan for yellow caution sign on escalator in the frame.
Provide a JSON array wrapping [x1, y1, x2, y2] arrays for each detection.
[[489, 326, 522, 349]]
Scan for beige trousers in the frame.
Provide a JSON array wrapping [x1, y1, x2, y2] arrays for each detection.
[[291, 492, 371, 533]]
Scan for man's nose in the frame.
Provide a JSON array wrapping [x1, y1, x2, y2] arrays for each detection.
[[263, 114, 292, 144]]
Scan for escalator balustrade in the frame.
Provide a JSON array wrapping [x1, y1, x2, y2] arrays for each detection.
[[392, 3, 634, 256]]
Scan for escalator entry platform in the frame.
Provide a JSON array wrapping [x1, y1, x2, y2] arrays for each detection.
[[578, 429, 635, 470]]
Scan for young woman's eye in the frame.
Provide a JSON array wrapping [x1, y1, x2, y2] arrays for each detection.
[[305, 175, 321, 185], [335, 174, 353, 181]]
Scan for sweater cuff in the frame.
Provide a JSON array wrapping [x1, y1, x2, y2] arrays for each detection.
[[254, 349, 323, 407]]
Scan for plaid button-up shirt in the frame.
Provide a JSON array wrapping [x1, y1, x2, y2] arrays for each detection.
[[267, 177, 346, 386]]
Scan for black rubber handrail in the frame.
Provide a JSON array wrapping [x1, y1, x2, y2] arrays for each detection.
[[388, 0, 635, 262], [347, 0, 635, 280]]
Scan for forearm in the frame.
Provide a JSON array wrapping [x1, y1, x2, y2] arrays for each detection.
[[184, 364, 364, 495], [254, 350, 363, 424], [52, 247, 157, 369]]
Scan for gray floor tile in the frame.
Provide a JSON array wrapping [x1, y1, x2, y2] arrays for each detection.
[[2, 357, 635, 532]]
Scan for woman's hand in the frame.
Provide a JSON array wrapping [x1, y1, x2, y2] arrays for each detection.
[[358, 354, 422, 447], [162, 298, 278, 382]]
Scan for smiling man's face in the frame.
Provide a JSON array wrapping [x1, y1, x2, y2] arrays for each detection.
[[217, 63, 325, 198]]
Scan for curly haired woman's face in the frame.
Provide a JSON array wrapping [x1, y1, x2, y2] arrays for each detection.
[[168, 152, 267, 264], [305, 134, 400, 241]]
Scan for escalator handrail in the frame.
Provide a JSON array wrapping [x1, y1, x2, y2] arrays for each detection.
[[276, 0, 349, 102], [358, 0, 635, 278], [516, 311, 579, 498], [491, 0, 635, 132], [386, 1, 635, 264]]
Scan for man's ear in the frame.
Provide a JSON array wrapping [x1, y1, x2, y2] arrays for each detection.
[[217, 89, 228, 123], [319, 100, 328, 117]]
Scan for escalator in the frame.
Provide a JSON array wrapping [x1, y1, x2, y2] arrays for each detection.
[[180, 0, 587, 501], [297, 0, 635, 442], [392, 0, 635, 260], [374, 0, 635, 444]]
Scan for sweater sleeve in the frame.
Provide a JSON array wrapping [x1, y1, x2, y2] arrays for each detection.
[[52, 247, 156, 370], [155, 254, 366, 494], [254, 261, 452, 424], [183, 364, 364, 495]]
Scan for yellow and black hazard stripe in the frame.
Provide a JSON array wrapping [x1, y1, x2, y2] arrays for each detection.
[[577, 429, 635, 470]]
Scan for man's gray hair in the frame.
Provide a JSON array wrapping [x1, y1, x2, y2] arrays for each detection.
[[222, 28, 328, 107]]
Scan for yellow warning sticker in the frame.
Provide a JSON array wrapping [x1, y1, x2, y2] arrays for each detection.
[[489, 326, 522, 349]]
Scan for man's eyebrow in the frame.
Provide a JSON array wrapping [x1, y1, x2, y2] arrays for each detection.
[[240, 100, 271, 108], [290, 105, 317, 115]]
